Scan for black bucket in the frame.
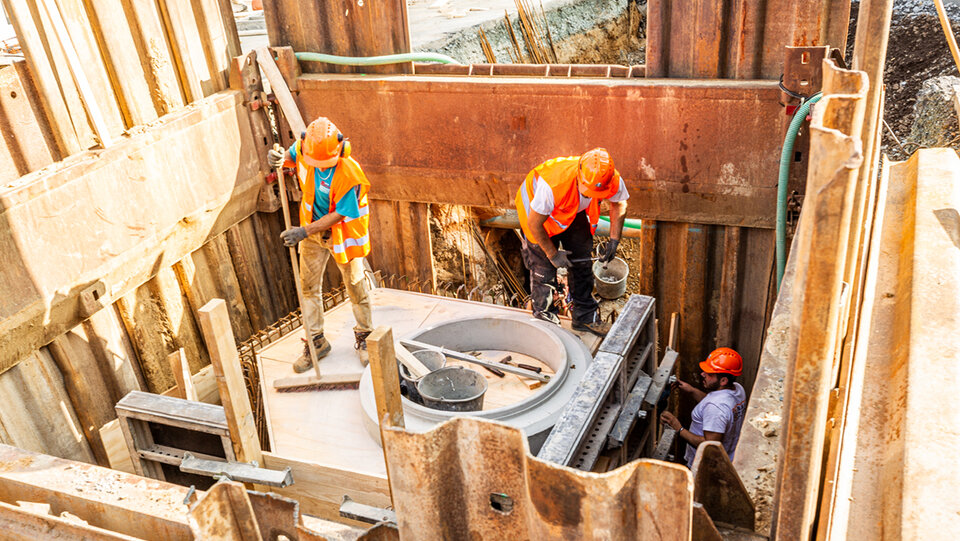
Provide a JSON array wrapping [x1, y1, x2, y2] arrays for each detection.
[[417, 366, 488, 412], [398, 350, 445, 404]]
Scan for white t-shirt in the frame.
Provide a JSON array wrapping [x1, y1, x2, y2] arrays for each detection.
[[683, 382, 747, 467], [528, 174, 630, 215]]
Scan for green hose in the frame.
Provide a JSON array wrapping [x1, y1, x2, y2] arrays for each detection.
[[599, 215, 643, 230], [295, 51, 462, 66], [777, 92, 822, 291]]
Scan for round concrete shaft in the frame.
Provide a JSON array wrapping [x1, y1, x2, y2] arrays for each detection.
[[358, 315, 593, 453]]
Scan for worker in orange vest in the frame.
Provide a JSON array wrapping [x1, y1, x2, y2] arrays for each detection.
[[514, 148, 629, 336], [268, 117, 373, 372]]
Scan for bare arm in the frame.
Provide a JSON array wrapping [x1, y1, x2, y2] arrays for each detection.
[[660, 411, 723, 448], [304, 211, 344, 236], [607, 199, 627, 241], [527, 210, 559, 257], [674, 379, 707, 403]]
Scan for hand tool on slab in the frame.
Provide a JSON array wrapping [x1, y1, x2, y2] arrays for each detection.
[[399, 339, 550, 382], [256, 49, 357, 392], [499, 355, 543, 374]]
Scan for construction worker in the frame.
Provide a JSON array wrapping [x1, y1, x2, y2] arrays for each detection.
[[268, 117, 373, 373], [660, 348, 747, 467], [514, 148, 629, 336]]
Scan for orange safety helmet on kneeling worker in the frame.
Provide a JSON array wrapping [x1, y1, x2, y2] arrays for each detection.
[[301, 117, 351, 168], [699, 347, 743, 376], [578, 148, 617, 199]]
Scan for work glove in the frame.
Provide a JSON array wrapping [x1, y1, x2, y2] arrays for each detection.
[[600, 238, 620, 263], [280, 227, 308, 247], [549, 250, 573, 269], [268, 148, 286, 169]]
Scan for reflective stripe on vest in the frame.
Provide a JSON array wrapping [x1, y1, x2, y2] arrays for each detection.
[[294, 143, 372, 264]]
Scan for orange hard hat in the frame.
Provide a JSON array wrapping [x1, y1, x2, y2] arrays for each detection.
[[301, 117, 344, 168], [699, 347, 743, 376], [577, 148, 617, 199]]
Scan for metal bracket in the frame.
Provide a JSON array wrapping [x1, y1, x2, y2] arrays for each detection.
[[780, 46, 829, 109], [180, 452, 294, 488], [339, 496, 397, 525]]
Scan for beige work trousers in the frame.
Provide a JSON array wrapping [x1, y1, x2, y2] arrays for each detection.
[[299, 233, 373, 339]]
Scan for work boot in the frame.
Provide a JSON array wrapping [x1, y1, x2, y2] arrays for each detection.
[[293, 334, 332, 373], [354, 331, 372, 366], [572, 315, 612, 337], [534, 311, 561, 326]]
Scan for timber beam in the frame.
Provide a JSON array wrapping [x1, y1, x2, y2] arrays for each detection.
[[295, 74, 784, 228], [0, 90, 266, 372]]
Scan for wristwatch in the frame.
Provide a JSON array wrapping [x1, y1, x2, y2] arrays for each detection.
[[677, 427, 684, 434]]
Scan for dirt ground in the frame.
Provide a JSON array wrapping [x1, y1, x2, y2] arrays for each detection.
[[848, 0, 960, 159]]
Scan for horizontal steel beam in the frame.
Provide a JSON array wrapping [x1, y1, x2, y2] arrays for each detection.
[[295, 74, 784, 228]]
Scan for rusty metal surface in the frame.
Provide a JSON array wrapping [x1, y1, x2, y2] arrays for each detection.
[[382, 417, 693, 540], [772, 60, 867, 540], [296, 74, 783, 228], [646, 0, 852, 79], [411, 63, 645, 77], [263, 0, 410, 74]]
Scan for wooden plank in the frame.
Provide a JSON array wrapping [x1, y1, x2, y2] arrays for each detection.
[[366, 326, 404, 505], [0, 91, 262, 374], [83, 0, 159, 127], [175, 233, 254, 343], [255, 47, 305, 135], [251, 212, 294, 322], [1, 0, 83, 155], [192, 0, 239, 92], [167, 349, 197, 401], [119, 0, 185, 115], [197, 299, 263, 467], [261, 451, 391, 525], [48, 327, 125, 466], [225, 219, 271, 333], [0, 499, 143, 540], [156, 0, 210, 102], [116, 267, 211, 394], [83, 305, 146, 395], [162, 364, 220, 404], [638, 220, 658, 297], [38, 0, 116, 146], [0, 444, 192, 540], [99, 419, 135, 474], [117, 414, 165, 479], [0, 349, 95, 463], [0, 64, 56, 182]]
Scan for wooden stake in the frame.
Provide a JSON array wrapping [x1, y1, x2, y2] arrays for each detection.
[[934, 0, 960, 76], [197, 299, 263, 470], [167, 348, 198, 401], [367, 326, 405, 506]]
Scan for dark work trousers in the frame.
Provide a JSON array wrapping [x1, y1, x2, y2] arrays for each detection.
[[520, 211, 598, 324]]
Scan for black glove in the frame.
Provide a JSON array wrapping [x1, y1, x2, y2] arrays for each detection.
[[268, 148, 286, 169], [549, 250, 573, 269], [280, 227, 308, 247], [601, 238, 620, 263]]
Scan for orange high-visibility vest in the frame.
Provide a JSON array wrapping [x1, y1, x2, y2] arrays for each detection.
[[514, 156, 620, 244], [295, 140, 371, 264]]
